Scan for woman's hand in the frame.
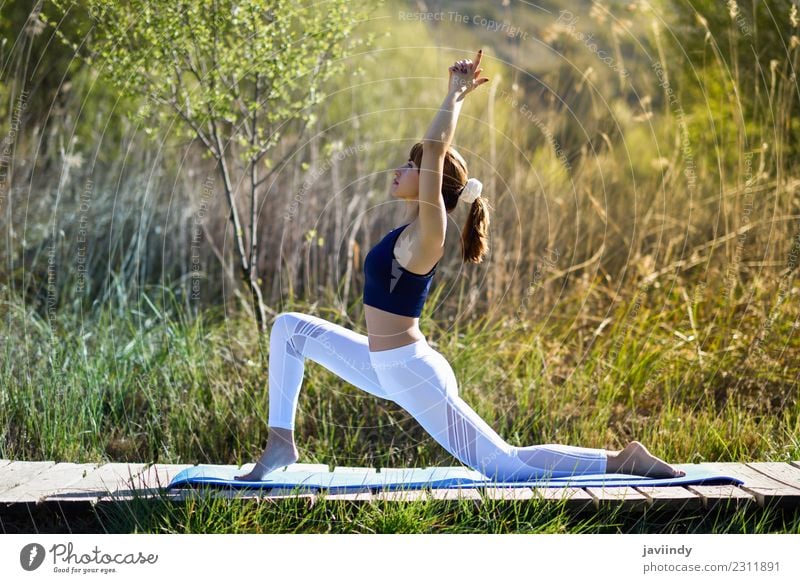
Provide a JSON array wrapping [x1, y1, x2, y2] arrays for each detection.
[[448, 49, 489, 100]]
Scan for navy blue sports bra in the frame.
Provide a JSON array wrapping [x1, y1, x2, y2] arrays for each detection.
[[363, 223, 439, 318]]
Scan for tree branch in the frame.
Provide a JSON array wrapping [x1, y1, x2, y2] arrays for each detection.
[[229, 69, 254, 142], [252, 116, 313, 190], [249, 72, 261, 277], [211, 115, 250, 275], [166, 49, 216, 154]]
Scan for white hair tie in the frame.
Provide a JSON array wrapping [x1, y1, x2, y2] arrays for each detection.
[[459, 178, 483, 204]]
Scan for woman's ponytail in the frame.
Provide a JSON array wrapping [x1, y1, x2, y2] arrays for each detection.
[[461, 195, 491, 263]]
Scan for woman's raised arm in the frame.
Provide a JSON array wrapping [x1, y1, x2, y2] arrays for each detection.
[[418, 50, 489, 248]]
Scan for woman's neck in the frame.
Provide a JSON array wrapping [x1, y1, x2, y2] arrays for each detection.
[[402, 200, 419, 224]]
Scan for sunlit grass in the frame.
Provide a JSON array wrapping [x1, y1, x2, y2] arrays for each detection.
[[92, 487, 800, 534], [2, 280, 797, 468], [1, 277, 798, 533]]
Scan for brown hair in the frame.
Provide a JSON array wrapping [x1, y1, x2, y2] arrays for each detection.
[[409, 141, 491, 264]]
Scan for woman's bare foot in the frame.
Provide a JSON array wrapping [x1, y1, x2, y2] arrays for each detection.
[[235, 426, 300, 481], [606, 441, 685, 478]]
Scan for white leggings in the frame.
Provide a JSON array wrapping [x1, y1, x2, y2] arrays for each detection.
[[267, 311, 607, 481]]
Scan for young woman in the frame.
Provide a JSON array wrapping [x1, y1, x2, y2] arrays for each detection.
[[235, 49, 685, 482]]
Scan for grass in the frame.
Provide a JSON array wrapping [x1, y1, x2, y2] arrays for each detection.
[[0, 277, 798, 533], [4, 490, 799, 534], [102, 496, 800, 534]]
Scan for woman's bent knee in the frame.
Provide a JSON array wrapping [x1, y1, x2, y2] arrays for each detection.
[[272, 311, 309, 331], [274, 311, 302, 323]]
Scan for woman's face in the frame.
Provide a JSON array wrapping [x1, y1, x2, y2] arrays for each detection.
[[390, 157, 419, 200]]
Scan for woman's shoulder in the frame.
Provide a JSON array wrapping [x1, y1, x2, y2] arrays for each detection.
[[395, 221, 444, 272]]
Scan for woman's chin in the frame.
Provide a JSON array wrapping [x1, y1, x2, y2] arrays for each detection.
[[390, 187, 413, 201]]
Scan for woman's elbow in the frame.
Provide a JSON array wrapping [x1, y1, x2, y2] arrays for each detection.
[[421, 138, 448, 155]]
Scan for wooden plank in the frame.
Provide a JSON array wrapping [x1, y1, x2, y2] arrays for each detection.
[[170, 488, 265, 503], [482, 487, 535, 501], [686, 485, 755, 509], [6, 461, 794, 513], [262, 488, 317, 505], [634, 486, 703, 511], [585, 486, 649, 511], [99, 463, 195, 502], [321, 466, 377, 501], [703, 462, 800, 490], [0, 462, 57, 499], [701, 462, 800, 508], [172, 484, 317, 504], [746, 462, 800, 490], [44, 463, 149, 504], [374, 488, 429, 502], [265, 486, 316, 495], [0, 463, 98, 504], [532, 487, 594, 511], [428, 488, 482, 501], [318, 488, 375, 502]]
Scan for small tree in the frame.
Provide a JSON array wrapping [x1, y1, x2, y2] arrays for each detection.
[[43, 0, 368, 332]]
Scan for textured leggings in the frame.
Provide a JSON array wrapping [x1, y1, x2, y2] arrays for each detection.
[[267, 311, 608, 481]]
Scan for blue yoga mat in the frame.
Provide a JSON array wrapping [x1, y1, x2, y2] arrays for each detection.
[[168, 464, 744, 494]]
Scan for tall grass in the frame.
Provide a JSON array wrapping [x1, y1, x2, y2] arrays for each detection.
[[97, 491, 800, 534], [6, 487, 799, 534], [1, 2, 796, 321], [1, 282, 797, 467]]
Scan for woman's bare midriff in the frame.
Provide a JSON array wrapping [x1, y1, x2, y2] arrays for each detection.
[[365, 304, 427, 352]]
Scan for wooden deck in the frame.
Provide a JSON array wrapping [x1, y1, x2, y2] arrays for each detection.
[[2, 459, 800, 515]]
